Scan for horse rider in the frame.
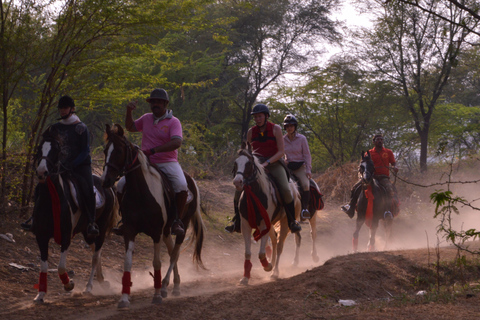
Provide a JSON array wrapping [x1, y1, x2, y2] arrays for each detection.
[[341, 133, 399, 219], [21, 95, 100, 237], [225, 104, 302, 234], [124, 88, 188, 237], [283, 114, 313, 219]]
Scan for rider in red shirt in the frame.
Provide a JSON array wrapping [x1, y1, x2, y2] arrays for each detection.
[[341, 134, 399, 219]]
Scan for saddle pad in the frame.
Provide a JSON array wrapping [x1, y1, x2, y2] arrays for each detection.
[[67, 180, 104, 209]]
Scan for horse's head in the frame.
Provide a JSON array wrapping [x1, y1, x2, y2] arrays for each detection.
[[35, 126, 64, 179], [359, 150, 375, 184], [101, 124, 132, 188], [232, 142, 261, 191]]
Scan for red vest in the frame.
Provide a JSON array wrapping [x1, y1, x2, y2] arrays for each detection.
[[369, 147, 395, 176], [251, 122, 277, 158]]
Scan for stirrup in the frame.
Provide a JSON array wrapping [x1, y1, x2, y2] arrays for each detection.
[[301, 209, 311, 220], [340, 204, 350, 213], [384, 211, 393, 220], [171, 219, 185, 236], [87, 223, 99, 236]]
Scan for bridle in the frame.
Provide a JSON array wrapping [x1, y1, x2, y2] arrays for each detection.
[[235, 152, 260, 186], [104, 136, 141, 178], [34, 138, 67, 177]]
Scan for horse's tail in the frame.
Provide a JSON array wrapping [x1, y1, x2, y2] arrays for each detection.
[[190, 178, 206, 269]]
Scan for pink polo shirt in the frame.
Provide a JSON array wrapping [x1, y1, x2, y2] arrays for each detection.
[[283, 133, 312, 174], [134, 112, 183, 164]]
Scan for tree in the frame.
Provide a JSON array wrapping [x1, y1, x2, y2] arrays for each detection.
[[270, 56, 407, 169], [357, 0, 473, 172], [0, 0, 47, 211], [393, 0, 480, 37], [223, 0, 341, 139]]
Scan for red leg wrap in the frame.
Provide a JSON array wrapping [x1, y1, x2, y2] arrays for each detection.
[[243, 260, 252, 279], [59, 272, 70, 285], [154, 270, 161, 289], [260, 257, 269, 268], [121, 271, 132, 295], [35, 272, 48, 293]]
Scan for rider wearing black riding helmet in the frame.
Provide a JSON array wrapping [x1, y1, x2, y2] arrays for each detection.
[[21, 95, 99, 237], [283, 114, 313, 220], [225, 104, 302, 234]]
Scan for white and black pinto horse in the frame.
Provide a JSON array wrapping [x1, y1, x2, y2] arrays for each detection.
[[233, 143, 305, 285], [353, 150, 393, 252], [32, 126, 118, 303], [101, 124, 205, 309]]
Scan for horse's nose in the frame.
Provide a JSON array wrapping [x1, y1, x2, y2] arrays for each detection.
[[233, 176, 243, 191]]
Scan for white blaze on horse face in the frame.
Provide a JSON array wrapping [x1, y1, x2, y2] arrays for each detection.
[[233, 155, 248, 190], [36, 141, 52, 177], [100, 143, 115, 182]]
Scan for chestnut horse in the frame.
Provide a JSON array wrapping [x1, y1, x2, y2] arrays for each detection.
[[232, 143, 301, 285], [32, 126, 118, 303], [101, 124, 205, 309], [353, 150, 392, 252]]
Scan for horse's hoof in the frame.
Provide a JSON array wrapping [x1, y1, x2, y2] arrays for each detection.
[[172, 285, 181, 297], [33, 295, 45, 304], [64, 280, 75, 292], [239, 277, 249, 286], [160, 288, 168, 298], [83, 290, 93, 296], [152, 294, 162, 305], [100, 281, 110, 290], [291, 259, 299, 266], [117, 300, 130, 310], [270, 273, 279, 280], [263, 263, 273, 272], [312, 254, 320, 263]]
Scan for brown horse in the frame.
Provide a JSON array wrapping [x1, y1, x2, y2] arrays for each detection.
[[232, 143, 301, 285], [32, 126, 118, 303], [101, 124, 205, 309], [353, 150, 393, 252]]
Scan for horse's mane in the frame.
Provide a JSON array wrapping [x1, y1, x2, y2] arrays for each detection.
[[237, 148, 270, 192]]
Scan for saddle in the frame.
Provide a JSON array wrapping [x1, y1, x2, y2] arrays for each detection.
[[60, 173, 105, 213]]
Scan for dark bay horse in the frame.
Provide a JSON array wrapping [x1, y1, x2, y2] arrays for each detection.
[[101, 124, 205, 309], [232, 143, 301, 285], [353, 150, 392, 252], [32, 126, 118, 303]]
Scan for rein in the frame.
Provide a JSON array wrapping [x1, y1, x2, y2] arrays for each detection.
[[104, 138, 141, 177]]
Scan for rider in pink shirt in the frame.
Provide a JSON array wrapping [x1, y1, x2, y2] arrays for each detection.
[[125, 88, 188, 237]]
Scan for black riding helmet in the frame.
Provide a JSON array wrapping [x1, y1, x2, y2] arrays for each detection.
[[146, 88, 169, 103], [251, 104, 270, 117], [283, 114, 298, 130], [57, 95, 75, 109]]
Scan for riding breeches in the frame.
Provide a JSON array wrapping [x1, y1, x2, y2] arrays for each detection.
[[291, 165, 309, 192], [154, 161, 188, 193], [266, 161, 293, 204]]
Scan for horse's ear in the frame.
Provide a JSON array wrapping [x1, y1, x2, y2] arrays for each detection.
[[113, 123, 124, 137], [246, 141, 252, 152], [105, 123, 111, 133], [241, 140, 247, 150]]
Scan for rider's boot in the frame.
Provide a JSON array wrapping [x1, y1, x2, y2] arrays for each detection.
[[20, 216, 34, 231], [341, 183, 361, 219], [284, 201, 301, 233], [300, 190, 311, 219], [225, 197, 241, 233], [171, 191, 188, 237]]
